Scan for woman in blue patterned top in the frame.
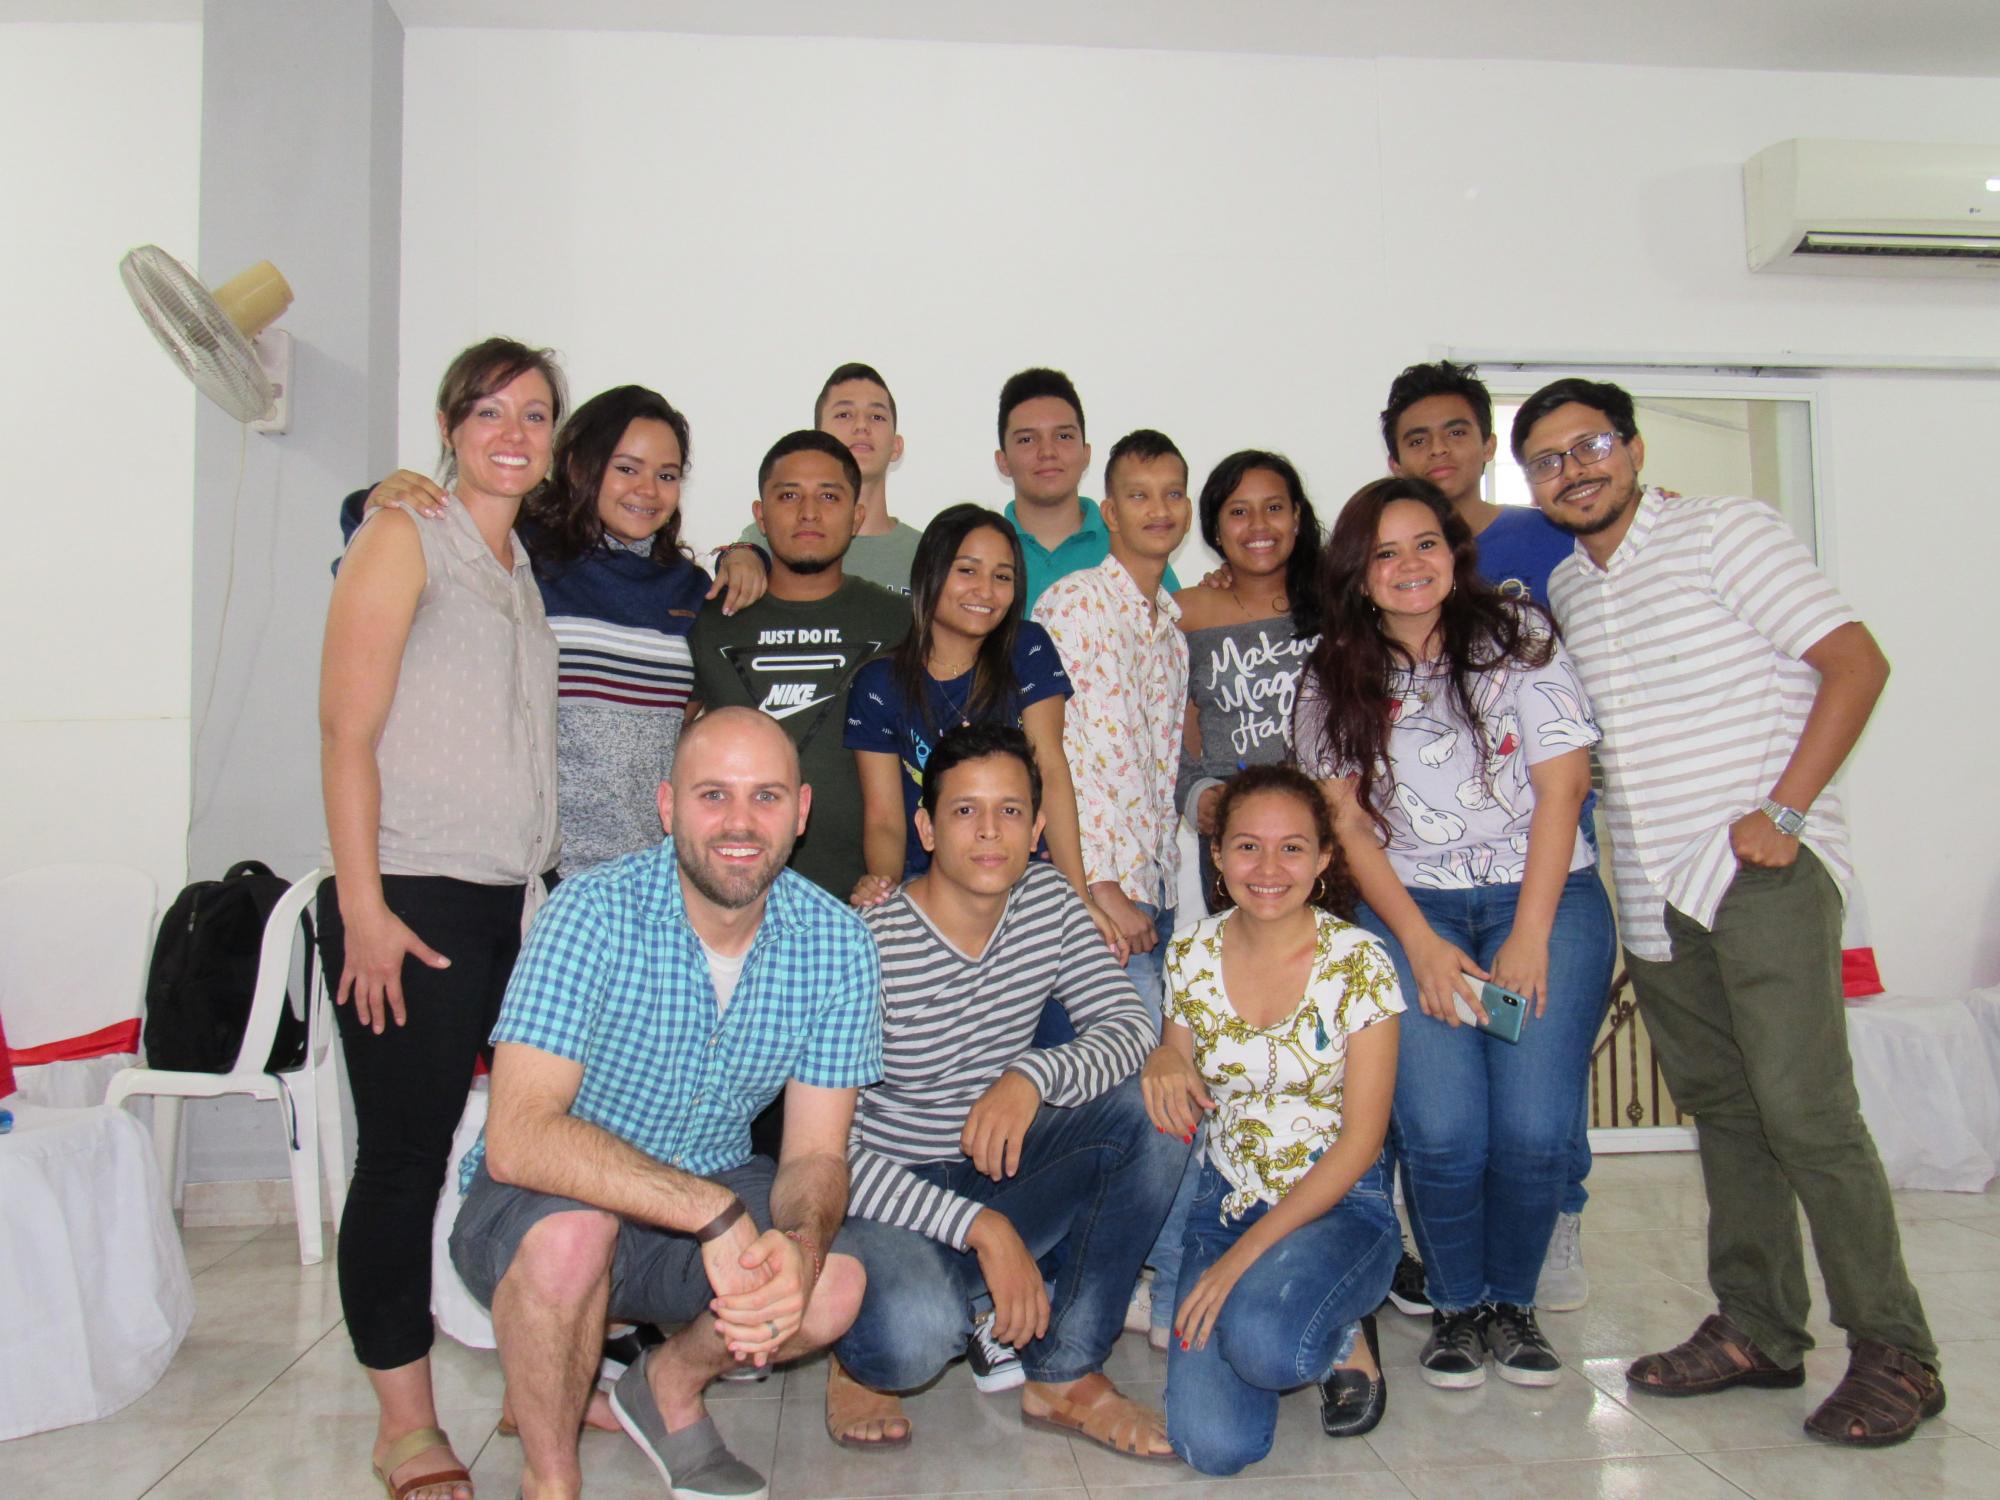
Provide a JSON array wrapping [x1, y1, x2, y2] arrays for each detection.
[[844, 505, 1121, 953]]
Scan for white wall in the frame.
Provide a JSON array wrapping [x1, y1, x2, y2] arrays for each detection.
[[0, 23, 201, 902], [399, 32, 2000, 996]]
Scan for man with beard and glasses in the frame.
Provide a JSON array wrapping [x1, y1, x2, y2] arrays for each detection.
[[1521, 378, 1941, 1448], [450, 708, 884, 1500], [689, 431, 910, 901]]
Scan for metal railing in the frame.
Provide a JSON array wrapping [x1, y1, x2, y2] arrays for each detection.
[[1589, 971, 1687, 1129]]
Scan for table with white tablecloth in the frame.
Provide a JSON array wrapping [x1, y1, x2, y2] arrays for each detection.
[[0, 1101, 195, 1440]]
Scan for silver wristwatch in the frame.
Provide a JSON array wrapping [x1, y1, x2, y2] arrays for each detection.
[[1759, 797, 1807, 837]]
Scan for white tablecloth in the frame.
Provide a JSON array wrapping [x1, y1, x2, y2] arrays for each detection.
[[0, 1102, 195, 1439], [10, 1053, 139, 1111], [1847, 995, 2000, 1193]]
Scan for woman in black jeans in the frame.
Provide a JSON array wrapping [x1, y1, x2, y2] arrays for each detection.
[[318, 336, 563, 1500]]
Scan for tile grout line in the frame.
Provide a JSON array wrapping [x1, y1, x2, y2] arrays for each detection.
[[135, 1319, 340, 1498]]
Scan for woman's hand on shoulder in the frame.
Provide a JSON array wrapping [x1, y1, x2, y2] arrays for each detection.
[[365, 469, 449, 518], [707, 545, 770, 616], [1142, 1044, 1212, 1140], [1081, 895, 1132, 965], [848, 873, 897, 909]]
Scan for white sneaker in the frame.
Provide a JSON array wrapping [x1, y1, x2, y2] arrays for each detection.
[[1124, 1274, 1153, 1334], [1536, 1210, 1589, 1311], [1148, 1324, 1171, 1353]]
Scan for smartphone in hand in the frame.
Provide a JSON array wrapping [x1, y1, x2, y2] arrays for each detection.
[[1451, 979, 1530, 1043]]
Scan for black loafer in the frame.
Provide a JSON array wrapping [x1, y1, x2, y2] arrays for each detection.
[[1319, 1313, 1387, 1438]]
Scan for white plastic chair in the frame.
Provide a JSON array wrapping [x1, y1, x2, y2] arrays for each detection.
[[106, 868, 350, 1265], [0, 863, 157, 1108]]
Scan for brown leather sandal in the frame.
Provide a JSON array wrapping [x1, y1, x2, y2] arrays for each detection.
[[1019, 1372, 1174, 1461], [824, 1356, 913, 1450], [1804, 1339, 1946, 1447], [371, 1427, 471, 1500], [1626, 1313, 1805, 1398]]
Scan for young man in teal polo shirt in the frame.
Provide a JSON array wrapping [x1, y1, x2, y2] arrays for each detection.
[[994, 367, 1179, 612]]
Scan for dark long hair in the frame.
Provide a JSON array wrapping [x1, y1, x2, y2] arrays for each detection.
[[1208, 764, 1356, 918], [1302, 477, 1553, 840], [526, 385, 692, 573], [1197, 449, 1324, 636], [891, 505, 1027, 736]]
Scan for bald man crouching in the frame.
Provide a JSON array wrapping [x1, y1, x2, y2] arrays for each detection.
[[450, 708, 883, 1500]]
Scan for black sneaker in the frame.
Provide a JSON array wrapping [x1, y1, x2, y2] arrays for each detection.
[[1418, 1308, 1487, 1389], [1385, 1251, 1432, 1317], [600, 1322, 666, 1379], [966, 1311, 1025, 1393], [1482, 1303, 1563, 1387]]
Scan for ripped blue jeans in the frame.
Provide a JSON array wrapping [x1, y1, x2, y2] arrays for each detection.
[[1164, 1157, 1400, 1476]]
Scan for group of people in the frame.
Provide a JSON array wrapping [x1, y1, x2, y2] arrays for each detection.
[[314, 343, 1943, 1500]]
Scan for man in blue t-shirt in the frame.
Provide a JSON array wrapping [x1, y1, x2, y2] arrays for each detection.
[[1378, 358, 1597, 1317]]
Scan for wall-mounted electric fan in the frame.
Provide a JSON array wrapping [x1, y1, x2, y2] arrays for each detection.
[[119, 246, 294, 434]]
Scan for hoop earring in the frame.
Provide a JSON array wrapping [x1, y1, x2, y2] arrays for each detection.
[[1310, 871, 1330, 908], [1208, 864, 1231, 912]]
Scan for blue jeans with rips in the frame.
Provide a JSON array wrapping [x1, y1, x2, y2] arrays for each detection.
[[833, 1077, 1187, 1388], [1165, 1158, 1400, 1475], [1355, 868, 1615, 1312]]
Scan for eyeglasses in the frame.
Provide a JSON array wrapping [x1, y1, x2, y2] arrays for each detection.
[[1523, 431, 1618, 484]]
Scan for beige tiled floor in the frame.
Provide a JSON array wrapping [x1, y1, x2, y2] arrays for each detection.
[[12, 1154, 2000, 1499]]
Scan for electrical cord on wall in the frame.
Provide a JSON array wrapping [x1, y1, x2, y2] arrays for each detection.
[[183, 420, 251, 876]]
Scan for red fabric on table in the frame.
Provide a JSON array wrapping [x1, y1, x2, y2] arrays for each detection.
[[1842, 946, 1886, 1000], [8, 1018, 142, 1067], [0, 1009, 15, 1098]]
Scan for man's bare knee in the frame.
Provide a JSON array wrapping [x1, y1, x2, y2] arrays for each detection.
[[502, 1209, 620, 1309]]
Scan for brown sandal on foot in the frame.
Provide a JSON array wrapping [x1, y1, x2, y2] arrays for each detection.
[[824, 1356, 913, 1450], [372, 1427, 471, 1500], [1626, 1313, 1805, 1398], [1020, 1372, 1174, 1461], [1804, 1340, 1946, 1447]]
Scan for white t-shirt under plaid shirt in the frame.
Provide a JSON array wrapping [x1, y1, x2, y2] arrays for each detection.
[[460, 838, 883, 1187], [1546, 490, 1860, 961]]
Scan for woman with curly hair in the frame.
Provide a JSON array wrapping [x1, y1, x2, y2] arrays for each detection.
[[1293, 476, 1614, 1392], [1142, 765, 1404, 1473]]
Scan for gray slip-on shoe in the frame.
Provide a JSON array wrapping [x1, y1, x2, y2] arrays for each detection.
[[609, 1350, 770, 1500]]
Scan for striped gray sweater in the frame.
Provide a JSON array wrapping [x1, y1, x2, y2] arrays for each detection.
[[849, 862, 1155, 1248]]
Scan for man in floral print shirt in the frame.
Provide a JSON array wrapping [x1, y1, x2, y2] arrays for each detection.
[[1032, 429, 1192, 1025]]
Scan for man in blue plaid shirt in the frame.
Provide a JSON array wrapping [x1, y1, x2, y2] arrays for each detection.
[[450, 708, 883, 1500]]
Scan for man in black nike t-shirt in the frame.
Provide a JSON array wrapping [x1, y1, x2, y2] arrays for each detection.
[[689, 430, 909, 900]]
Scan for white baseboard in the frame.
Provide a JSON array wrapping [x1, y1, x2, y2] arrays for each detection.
[[1589, 1125, 1698, 1153], [181, 1177, 296, 1228]]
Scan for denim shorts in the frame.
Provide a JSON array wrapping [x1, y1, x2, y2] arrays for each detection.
[[449, 1155, 776, 1327]]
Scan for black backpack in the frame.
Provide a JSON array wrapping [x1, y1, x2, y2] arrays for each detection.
[[141, 861, 311, 1073]]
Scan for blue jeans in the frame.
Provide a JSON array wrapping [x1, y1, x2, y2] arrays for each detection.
[[1165, 1159, 1400, 1476], [1356, 868, 1614, 1311], [833, 1078, 1186, 1387], [1148, 1122, 1207, 1333]]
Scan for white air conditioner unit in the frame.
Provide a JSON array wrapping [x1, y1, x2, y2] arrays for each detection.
[[1744, 139, 2000, 276]]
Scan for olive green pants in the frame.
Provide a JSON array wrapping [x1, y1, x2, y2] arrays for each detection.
[[1625, 849, 1935, 1368]]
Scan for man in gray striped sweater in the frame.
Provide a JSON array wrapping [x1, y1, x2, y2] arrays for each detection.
[[821, 724, 1187, 1458]]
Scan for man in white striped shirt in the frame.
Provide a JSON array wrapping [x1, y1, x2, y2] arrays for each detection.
[[821, 724, 1186, 1459], [1522, 378, 1941, 1447]]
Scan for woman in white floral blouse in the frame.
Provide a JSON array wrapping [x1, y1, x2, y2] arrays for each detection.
[[1142, 765, 1403, 1475]]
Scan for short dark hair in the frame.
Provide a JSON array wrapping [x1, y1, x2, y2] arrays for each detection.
[[919, 722, 1043, 818], [1380, 359, 1492, 457], [1103, 428, 1186, 495], [757, 428, 862, 496], [996, 367, 1085, 447], [434, 336, 567, 482], [815, 363, 897, 427], [1509, 377, 1640, 461]]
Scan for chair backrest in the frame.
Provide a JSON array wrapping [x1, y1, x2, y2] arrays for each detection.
[[0, 863, 157, 1051], [230, 868, 330, 1078]]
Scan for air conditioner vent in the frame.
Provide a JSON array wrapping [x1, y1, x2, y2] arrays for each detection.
[[1796, 232, 2000, 260]]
